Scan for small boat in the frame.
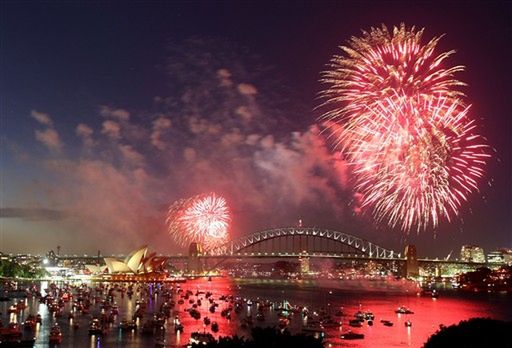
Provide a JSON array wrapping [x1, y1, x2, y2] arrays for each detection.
[[211, 322, 219, 333], [341, 331, 364, 340], [23, 316, 36, 331], [278, 318, 289, 329], [321, 318, 341, 328], [395, 306, 414, 314], [405, 320, 412, 327], [119, 320, 137, 331], [354, 311, 365, 320], [174, 323, 184, 333], [49, 324, 62, 344], [1, 323, 23, 340], [364, 312, 375, 320], [190, 332, 215, 345], [380, 319, 394, 327], [256, 313, 265, 322], [349, 319, 363, 327], [88, 319, 102, 335]]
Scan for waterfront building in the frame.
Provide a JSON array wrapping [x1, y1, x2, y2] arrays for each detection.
[[460, 245, 486, 263], [84, 245, 169, 280], [487, 248, 512, 265]]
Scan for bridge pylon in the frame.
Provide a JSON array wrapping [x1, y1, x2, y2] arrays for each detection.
[[404, 245, 419, 278], [188, 242, 203, 274]]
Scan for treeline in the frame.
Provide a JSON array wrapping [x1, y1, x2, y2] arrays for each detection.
[[424, 318, 512, 348], [0, 259, 47, 279]]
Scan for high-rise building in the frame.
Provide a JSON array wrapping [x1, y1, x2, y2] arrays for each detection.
[[487, 248, 512, 265], [460, 245, 486, 263]]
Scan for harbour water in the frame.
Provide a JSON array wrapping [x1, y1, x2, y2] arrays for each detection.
[[1, 277, 511, 347]]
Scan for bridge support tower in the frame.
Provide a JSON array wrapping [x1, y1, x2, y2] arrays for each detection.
[[404, 245, 419, 278], [188, 242, 203, 274]]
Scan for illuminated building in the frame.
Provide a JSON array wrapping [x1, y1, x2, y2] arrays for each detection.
[[487, 248, 512, 265], [85, 245, 169, 280], [460, 245, 486, 263]]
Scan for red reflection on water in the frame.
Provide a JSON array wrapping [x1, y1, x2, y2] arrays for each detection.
[[1, 278, 510, 348]]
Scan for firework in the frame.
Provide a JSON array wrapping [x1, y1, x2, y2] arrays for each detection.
[[321, 24, 489, 231], [166, 193, 231, 249]]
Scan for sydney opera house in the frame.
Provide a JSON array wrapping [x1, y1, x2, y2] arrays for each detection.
[[85, 245, 169, 281]]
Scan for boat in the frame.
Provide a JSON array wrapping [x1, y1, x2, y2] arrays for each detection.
[[354, 311, 365, 320], [405, 320, 412, 327], [256, 312, 265, 321], [364, 312, 375, 320], [49, 324, 62, 344], [22, 316, 36, 331], [1, 323, 23, 340], [189, 332, 215, 346], [118, 320, 137, 332], [341, 331, 365, 340], [321, 318, 341, 328], [278, 318, 289, 329], [380, 319, 394, 327], [174, 323, 184, 333], [349, 319, 363, 327], [395, 306, 414, 314], [211, 322, 219, 333], [88, 319, 103, 335], [203, 317, 211, 326]]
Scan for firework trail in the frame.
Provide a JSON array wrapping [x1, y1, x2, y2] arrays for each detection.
[[321, 24, 489, 231], [166, 193, 231, 250]]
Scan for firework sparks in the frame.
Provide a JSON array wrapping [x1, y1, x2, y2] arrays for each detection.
[[321, 24, 489, 231], [166, 193, 231, 250]]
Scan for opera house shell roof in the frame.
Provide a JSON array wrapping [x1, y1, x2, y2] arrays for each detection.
[[86, 245, 168, 274]]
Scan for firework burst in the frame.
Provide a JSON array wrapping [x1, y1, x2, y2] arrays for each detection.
[[321, 23, 489, 231], [166, 193, 231, 249]]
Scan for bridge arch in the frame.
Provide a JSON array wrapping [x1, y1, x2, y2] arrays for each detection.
[[207, 227, 397, 259]]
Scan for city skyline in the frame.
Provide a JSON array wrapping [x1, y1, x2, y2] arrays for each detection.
[[1, 1, 511, 257]]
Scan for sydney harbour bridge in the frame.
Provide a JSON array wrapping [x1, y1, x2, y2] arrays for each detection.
[[55, 227, 483, 277]]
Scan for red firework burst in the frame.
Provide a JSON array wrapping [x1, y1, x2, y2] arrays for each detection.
[[166, 193, 231, 249], [321, 24, 489, 231]]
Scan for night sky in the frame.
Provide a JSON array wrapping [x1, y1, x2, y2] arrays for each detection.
[[1, 1, 510, 257]]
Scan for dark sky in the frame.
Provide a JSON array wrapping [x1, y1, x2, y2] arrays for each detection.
[[1, 1, 511, 257]]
